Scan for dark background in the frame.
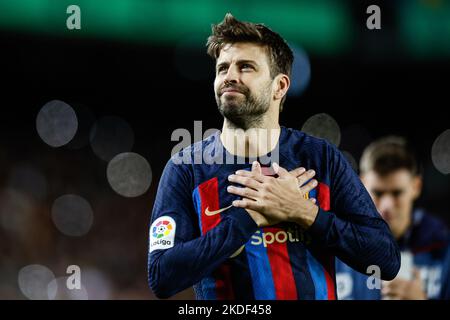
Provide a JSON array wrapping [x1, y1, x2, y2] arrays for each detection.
[[0, 0, 449, 299]]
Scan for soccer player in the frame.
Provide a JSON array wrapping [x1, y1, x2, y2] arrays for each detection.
[[335, 137, 450, 300], [148, 13, 400, 300]]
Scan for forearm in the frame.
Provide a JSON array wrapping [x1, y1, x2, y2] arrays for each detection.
[[148, 210, 257, 299], [307, 208, 401, 280]]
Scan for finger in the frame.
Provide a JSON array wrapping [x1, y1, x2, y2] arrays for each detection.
[[228, 174, 261, 190], [251, 161, 267, 182], [232, 199, 261, 211], [289, 166, 306, 177], [234, 170, 268, 183], [272, 162, 289, 178], [252, 161, 262, 174], [300, 179, 318, 194], [309, 197, 317, 204], [297, 169, 316, 187], [227, 186, 259, 200]]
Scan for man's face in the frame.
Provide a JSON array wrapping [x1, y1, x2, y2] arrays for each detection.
[[362, 169, 422, 239], [214, 42, 274, 129]]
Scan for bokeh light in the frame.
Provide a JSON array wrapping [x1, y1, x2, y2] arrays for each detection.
[[47, 277, 89, 300], [80, 268, 113, 300], [107, 152, 152, 198], [51, 194, 94, 237], [301, 113, 341, 146], [18, 264, 56, 300], [431, 129, 450, 174], [36, 100, 78, 147]]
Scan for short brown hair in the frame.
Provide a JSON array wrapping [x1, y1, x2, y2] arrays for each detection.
[[206, 13, 294, 111], [360, 136, 419, 176]]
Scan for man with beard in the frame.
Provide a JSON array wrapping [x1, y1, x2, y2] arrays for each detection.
[[148, 13, 400, 300]]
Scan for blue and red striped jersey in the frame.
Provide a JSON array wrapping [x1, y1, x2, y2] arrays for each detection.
[[148, 126, 400, 299]]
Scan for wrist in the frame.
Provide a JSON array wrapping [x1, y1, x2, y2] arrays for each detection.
[[289, 201, 319, 229]]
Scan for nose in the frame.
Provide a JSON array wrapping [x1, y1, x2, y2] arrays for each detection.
[[378, 194, 395, 214], [223, 65, 239, 84]]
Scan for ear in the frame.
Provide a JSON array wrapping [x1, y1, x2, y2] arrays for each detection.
[[273, 74, 290, 101], [412, 175, 423, 200]]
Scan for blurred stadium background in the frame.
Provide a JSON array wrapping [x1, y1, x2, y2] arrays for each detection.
[[0, 0, 449, 299]]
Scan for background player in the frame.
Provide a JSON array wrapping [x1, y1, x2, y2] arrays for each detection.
[[336, 136, 450, 299]]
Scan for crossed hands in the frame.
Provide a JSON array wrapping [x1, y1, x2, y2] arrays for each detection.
[[227, 161, 319, 229]]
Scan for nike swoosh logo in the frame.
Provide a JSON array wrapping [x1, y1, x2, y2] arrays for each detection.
[[204, 205, 233, 216]]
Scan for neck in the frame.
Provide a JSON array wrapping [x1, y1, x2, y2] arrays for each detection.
[[220, 106, 281, 158], [393, 214, 412, 240]]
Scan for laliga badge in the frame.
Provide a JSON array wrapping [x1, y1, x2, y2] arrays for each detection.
[[150, 216, 176, 252]]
